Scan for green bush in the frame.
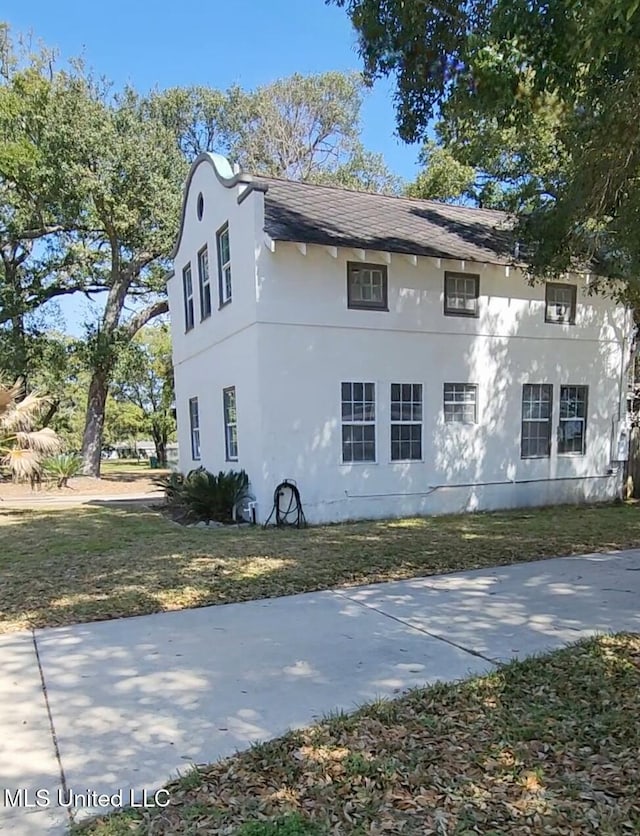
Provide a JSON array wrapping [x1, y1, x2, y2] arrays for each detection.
[[42, 453, 83, 488], [156, 468, 250, 523]]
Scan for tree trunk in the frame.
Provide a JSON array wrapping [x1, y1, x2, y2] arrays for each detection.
[[80, 370, 109, 476], [156, 439, 167, 467], [151, 424, 168, 466]]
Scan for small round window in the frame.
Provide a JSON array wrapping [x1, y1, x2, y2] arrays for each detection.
[[196, 192, 204, 221]]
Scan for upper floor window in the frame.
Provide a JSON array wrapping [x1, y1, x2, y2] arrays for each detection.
[[198, 246, 212, 320], [521, 383, 552, 458], [347, 262, 388, 311], [189, 397, 201, 460], [559, 385, 588, 454], [223, 386, 238, 461], [444, 272, 479, 317], [390, 383, 422, 461], [341, 382, 376, 462], [444, 383, 478, 423], [217, 223, 232, 306], [182, 264, 194, 332], [545, 283, 576, 324]]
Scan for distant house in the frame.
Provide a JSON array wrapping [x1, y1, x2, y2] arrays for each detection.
[[167, 152, 633, 524]]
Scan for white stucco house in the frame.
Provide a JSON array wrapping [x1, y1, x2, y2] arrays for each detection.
[[167, 151, 633, 524]]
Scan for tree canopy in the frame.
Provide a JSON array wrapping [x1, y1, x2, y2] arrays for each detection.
[[333, 0, 640, 284]]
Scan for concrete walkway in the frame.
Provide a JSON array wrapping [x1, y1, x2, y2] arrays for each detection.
[[2, 549, 640, 835]]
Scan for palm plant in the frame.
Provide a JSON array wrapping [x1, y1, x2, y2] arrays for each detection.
[[0, 379, 62, 484]]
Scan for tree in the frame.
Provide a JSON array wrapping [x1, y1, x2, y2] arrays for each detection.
[[152, 72, 399, 192], [0, 379, 60, 482], [332, 0, 640, 284], [0, 27, 99, 382], [110, 324, 176, 465], [68, 87, 185, 476]]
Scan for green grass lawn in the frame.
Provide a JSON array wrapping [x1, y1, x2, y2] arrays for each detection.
[[1, 502, 639, 633], [77, 633, 640, 835]]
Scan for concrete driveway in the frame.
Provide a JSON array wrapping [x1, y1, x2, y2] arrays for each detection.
[[2, 549, 640, 834]]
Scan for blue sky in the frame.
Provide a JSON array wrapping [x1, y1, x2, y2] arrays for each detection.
[[4, 0, 421, 179]]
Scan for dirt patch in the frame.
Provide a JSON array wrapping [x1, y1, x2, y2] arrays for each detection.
[[0, 472, 167, 501]]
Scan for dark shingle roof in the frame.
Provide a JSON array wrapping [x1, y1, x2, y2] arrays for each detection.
[[259, 178, 515, 265]]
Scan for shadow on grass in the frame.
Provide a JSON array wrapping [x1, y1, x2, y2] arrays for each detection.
[[76, 634, 640, 835], [0, 502, 640, 633]]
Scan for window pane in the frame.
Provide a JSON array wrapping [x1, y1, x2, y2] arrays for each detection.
[[444, 384, 476, 422], [521, 384, 551, 458]]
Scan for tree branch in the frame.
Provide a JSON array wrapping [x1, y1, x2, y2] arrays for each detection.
[[121, 300, 169, 340]]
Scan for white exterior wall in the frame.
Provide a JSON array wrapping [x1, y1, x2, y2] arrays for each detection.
[[169, 156, 632, 524], [250, 243, 630, 523], [168, 157, 265, 481]]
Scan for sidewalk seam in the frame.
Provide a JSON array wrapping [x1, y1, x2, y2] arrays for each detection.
[[31, 629, 74, 828], [338, 591, 499, 667]]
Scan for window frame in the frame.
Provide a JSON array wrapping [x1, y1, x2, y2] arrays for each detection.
[[223, 386, 238, 461], [558, 385, 588, 455], [444, 271, 480, 318], [545, 282, 577, 325], [390, 383, 423, 461], [341, 381, 376, 463], [217, 222, 232, 308], [443, 383, 478, 424], [182, 263, 195, 332], [197, 245, 212, 321], [521, 383, 553, 459], [189, 396, 201, 461], [346, 262, 389, 311]]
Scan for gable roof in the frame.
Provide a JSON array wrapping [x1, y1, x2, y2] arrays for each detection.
[[258, 178, 516, 266]]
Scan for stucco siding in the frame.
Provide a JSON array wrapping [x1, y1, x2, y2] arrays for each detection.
[[169, 157, 631, 524]]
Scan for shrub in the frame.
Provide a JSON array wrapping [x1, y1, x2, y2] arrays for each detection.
[[156, 468, 250, 523], [42, 453, 83, 488], [181, 468, 250, 523]]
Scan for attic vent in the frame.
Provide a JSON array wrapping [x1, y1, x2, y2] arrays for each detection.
[[197, 192, 204, 221]]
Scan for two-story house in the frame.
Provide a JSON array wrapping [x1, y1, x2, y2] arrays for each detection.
[[167, 152, 633, 524]]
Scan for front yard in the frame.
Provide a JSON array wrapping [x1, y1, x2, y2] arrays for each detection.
[[1, 502, 640, 633], [78, 633, 640, 835]]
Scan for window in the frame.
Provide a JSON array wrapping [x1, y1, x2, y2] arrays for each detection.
[[223, 386, 238, 460], [217, 223, 232, 306], [545, 283, 576, 324], [444, 272, 480, 317], [189, 397, 200, 460], [341, 382, 376, 462], [198, 246, 211, 320], [559, 385, 588, 454], [347, 262, 388, 310], [444, 383, 477, 423], [521, 384, 553, 458], [391, 384, 422, 460], [182, 264, 194, 331]]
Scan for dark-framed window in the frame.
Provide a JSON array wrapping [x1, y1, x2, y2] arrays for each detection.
[[347, 262, 388, 311], [521, 383, 552, 458], [559, 385, 588, 454], [444, 272, 480, 317], [189, 397, 200, 460], [198, 245, 212, 320], [444, 383, 477, 423], [391, 383, 422, 461], [341, 382, 376, 462], [223, 386, 238, 460], [545, 283, 576, 324], [182, 264, 194, 331], [217, 223, 232, 307]]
